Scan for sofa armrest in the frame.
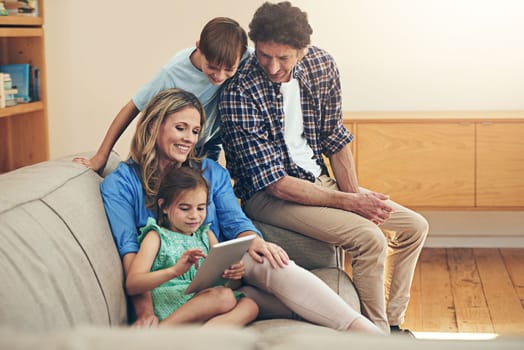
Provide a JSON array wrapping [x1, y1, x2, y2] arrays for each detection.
[[251, 220, 339, 270]]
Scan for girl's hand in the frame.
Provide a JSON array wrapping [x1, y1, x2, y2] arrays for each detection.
[[172, 248, 206, 277], [222, 261, 245, 280]]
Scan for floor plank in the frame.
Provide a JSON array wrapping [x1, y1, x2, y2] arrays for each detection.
[[447, 248, 494, 333], [418, 248, 457, 332], [500, 248, 524, 308], [474, 248, 524, 335], [402, 259, 422, 331]]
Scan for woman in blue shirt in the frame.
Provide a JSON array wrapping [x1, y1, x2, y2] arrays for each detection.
[[101, 88, 382, 334]]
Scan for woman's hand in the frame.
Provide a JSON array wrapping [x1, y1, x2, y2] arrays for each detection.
[[130, 293, 159, 328], [222, 261, 245, 280], [248, 235, 289, 268], [132, 314, 159, 328]]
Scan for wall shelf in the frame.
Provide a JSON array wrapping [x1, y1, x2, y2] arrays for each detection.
[[0, 0, 47, 173]]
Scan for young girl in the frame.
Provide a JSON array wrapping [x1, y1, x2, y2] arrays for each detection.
[[74, 16, 250, 170], [125, 165, 258, 326]]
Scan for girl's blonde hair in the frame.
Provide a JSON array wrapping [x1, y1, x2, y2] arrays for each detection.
[[129, 88, 206, 208]]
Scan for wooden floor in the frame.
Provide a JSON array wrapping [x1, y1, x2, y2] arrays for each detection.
[[345, 248, 524, 336], [403, 248, 524, 336]]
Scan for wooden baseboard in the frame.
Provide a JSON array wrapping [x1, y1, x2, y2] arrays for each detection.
[[425, 235, 524, 248]]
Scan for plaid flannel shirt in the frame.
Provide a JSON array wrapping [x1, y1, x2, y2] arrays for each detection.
[[219, 46, 353, 202]]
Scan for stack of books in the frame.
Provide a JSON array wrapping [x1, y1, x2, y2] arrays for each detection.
[[0, 63, 40, 105], [0, 72, 18, 108]]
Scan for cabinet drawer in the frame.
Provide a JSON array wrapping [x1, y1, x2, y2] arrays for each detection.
[[356, 122, 475, 208], [477, 123, 524, 207]]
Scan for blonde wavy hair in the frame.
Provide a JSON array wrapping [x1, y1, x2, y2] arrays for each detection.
[[129, 88, 206, 208]]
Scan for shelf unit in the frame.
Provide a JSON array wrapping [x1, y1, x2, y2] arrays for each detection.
[[0, 0, 48, 173]]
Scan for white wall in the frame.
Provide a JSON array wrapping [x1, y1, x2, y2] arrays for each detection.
[[43, 0, 524, 246], [45, 0, 524, 160]]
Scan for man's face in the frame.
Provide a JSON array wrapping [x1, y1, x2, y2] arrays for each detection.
[[255, 41, 302, 83]]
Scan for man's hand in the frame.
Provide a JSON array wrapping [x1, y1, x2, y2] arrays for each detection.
[[351, 191, 393, 225]]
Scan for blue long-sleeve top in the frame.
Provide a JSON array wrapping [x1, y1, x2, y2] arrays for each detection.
[[100, 158, 262, 258]]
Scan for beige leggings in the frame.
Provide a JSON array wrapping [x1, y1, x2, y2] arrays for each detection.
[[237, 255, 363, 331]]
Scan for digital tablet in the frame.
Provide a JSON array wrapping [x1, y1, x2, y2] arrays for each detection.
[[185, 234, 256, 294]]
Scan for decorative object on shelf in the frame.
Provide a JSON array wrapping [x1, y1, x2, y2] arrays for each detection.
[[0, 2, 9, 16], [3, 0, 38, 16]]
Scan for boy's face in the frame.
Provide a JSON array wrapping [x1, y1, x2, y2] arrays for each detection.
[[201, 55, 240, 86]]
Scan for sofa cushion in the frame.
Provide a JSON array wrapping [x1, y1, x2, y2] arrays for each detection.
[[2, 325, 522, 350], [311, 267, 360, 313], [0, 155, 127, 330], [251, 220, 338, 270], [0, 326, 259, 350]]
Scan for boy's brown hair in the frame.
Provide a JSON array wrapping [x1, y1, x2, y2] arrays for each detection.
[[199, 17, 248, 68]]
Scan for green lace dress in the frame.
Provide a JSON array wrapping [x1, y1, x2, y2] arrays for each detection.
[[138, 217, 242, 321]]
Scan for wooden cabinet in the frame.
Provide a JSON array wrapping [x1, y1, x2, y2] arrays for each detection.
[[477, 122, 524, 208], [355, 122, 475, 208], [341, 112, 524, 210], [0, 0, 48, 173]]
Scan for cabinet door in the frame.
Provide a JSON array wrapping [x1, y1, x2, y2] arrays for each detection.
[[356, 122, 475, 208], [477, 122, 524, 207]]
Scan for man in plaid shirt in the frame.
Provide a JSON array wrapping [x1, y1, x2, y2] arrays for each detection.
[[219, 1, 428, 336]]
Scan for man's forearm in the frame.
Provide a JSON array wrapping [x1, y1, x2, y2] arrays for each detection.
[[329, 145, 359, 193], [265, 175, 357, 210]]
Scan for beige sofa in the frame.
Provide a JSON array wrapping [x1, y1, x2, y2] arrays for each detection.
[[1, 153, 521, 349]]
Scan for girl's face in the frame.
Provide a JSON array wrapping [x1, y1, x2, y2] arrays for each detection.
[[156, 107, 201, 169], [201, 55, 240, 86], [162, 187, 208, 234]]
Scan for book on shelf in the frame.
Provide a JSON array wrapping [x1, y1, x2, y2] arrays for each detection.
[[0, 72, 4, 108], [0, 72, 18, 108], [31, 65, 40, 102], [0, 63, 34, 103]]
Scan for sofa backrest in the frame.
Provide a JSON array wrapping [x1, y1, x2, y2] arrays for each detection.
[[0, 153, 127, 331]]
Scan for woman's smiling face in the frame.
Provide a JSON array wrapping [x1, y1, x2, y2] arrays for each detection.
[[156, 107, 201, 169]]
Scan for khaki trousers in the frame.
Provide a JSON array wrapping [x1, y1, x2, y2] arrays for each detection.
[[243, 175, 429, 333]]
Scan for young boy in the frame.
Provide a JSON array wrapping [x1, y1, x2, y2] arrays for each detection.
[[74, 17, 250, 170]]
